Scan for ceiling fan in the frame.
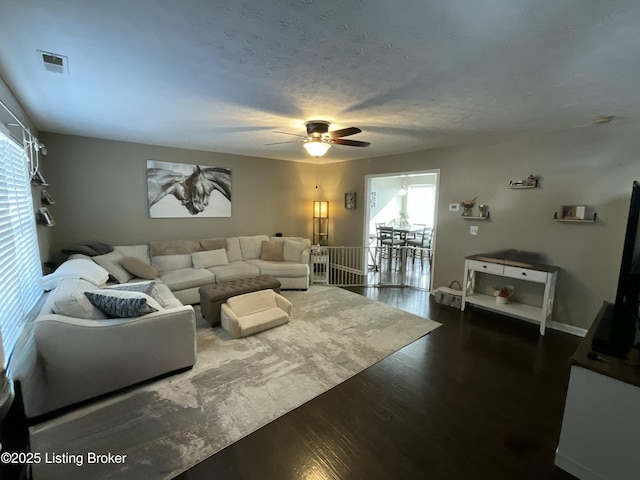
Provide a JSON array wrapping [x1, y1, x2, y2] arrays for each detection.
[[266, 120, 371, 157]]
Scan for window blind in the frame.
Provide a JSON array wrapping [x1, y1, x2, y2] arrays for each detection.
[[0, 129, 43, 368]]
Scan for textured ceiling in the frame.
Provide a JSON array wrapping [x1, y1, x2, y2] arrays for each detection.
[[0, 0, 639, 163]]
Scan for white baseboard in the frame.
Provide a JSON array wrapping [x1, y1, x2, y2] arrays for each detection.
[[548, 321, 587, 337]]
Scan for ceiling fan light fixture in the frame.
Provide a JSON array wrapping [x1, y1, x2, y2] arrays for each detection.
[[303, 139, 331, 157]]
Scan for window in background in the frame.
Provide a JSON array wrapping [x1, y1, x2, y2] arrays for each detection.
[[406, 184, 436, 227], [0, 129, 42, 368]]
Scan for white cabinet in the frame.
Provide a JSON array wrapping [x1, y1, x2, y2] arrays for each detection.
[[556, 304, 640, 480], [461, 254, 558, 335]]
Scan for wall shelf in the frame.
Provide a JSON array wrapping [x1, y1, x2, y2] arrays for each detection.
[[554, 207, 597, 223], [554, 218, 597, 223], [462, 214, 490, 220], [508, 175, 538, 188]]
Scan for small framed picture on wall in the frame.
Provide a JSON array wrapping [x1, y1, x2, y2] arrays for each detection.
[[345, 192, 356, 210]]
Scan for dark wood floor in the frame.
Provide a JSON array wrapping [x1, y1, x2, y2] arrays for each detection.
[[177, 287, 580, 480]]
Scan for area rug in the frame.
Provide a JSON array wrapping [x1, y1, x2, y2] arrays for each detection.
[[29, 286, 440, 479]]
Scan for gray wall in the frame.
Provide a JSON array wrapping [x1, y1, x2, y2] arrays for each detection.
[[325, 125, 640, 330], [41, 134, 317, 258], [40, 124, 640, 330]]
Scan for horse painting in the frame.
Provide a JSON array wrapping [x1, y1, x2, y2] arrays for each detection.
[[147, 160, 231, 218]]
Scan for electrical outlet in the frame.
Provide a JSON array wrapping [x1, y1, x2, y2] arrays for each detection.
[[470, 226, 479, 235], [449, 203, 460, 212]]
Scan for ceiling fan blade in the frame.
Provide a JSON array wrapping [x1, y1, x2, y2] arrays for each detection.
[[264, 140, 303, 146], [331, 138, 371, 147], [328, 127, 362, 138], [272, 131, 307, 138]]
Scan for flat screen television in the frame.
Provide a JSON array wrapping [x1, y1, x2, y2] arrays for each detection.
[[592, 181, 640, 358]]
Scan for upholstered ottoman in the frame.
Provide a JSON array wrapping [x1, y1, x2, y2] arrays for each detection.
[[199, 275, 281, 326]]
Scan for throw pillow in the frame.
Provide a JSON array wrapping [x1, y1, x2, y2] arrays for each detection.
[[239, 235, 270, 260], [225, 237, 243, 262], [111, 281, 167, 307], [120, 256, 158, 279], [191, 249, 229, 268], [113, 244, 150, 263], [261, 240, 285, 262], [50, 278, 109, 319], [92, 250, 133, 284], [84, 290, 160, 318], [38, 258, 110, 291], [283, 239, 309, 262]]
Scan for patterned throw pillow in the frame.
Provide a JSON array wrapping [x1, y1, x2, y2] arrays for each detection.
[[84, 291, 158, 318], [111, 281, 168, 307]]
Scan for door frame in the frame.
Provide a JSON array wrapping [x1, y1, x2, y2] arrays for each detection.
[[363, 169, 440, 291]]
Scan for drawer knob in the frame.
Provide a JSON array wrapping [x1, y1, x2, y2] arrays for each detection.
[[482, 265, 487, 269], [521, 272, 527, 276]]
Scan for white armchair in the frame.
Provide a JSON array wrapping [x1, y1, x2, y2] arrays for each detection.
[[220, 289, 292, 338]]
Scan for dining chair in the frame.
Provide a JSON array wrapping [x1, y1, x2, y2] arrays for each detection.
[[407, 226, 433, 267], [368, 222, 386, 271], [378, 225, 405, 266]]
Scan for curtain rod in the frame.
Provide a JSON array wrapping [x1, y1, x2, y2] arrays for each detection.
[[0, 98, 32, 134], [0, 98, 45, 174]]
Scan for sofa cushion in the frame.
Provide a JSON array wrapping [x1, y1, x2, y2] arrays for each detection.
[[120, 256, 158, 280], [50, 278, 108, 319], [153, 283, 183, 309], [209, 262, 260, 282], [85, 290, 160, 318], [191, 249, 228, 268], [247, 259, 310, 278], [225, 237, 243, 262], [261, 240, 284, 262], [283, 238, 310, 262], [152, 254, 192, 272], [238, 308, 289, 337], [92, 251, 132, 284], [239, 235, 270, 260], [39, 258, 110, 291], [158, 268, 215, 291], [199, 237, 226, 251], [150, 239, 201, 256]]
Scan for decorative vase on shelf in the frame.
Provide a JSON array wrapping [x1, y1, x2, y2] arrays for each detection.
[[460, 196, 477, 217]]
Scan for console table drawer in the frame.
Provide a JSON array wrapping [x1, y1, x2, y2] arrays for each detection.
[[468, 259, 504, 275], [503, 265, 548, 283]]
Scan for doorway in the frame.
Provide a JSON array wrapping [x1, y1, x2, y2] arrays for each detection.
[[364, 170, 439, 290]]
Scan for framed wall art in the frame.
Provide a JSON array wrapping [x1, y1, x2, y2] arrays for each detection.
[[146, 160, 231, 218], [345, 192, 356, 210]]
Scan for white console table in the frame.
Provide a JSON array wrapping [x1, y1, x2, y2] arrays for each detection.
[[461, 252, 558, 335]]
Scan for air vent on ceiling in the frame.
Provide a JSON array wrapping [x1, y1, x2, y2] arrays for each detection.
[[36, 50, 68, 75]]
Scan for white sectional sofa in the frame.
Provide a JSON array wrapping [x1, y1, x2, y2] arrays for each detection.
[[10, 260, 197, 419], [10, 235, 310, 418], [91, 235, 311, 304]]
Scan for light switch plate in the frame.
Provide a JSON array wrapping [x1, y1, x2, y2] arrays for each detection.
[[470, 226, 479, 235], [449, 203, 460, 212]]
